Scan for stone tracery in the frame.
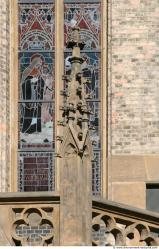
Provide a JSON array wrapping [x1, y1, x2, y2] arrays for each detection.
[[92, 211, 159, 246], [12, 207, 54, 246]]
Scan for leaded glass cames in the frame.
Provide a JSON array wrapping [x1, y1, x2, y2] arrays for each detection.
[[18, 0, 101, 195], [18, 1, 55, 191]]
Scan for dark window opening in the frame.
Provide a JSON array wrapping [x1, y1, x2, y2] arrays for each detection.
[[146, 184, 159, 212]]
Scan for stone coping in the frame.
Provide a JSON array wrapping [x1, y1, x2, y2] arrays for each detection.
[[0, 192, 60, 204], [93, 198, 159, 225]]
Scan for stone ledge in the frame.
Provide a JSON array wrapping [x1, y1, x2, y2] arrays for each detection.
[[0, 192, 60, 204]]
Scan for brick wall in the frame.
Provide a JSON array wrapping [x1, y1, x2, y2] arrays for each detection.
[[0, 0, 10, 191], [15, 224, 53, 246], [108, 0, 159, 155]]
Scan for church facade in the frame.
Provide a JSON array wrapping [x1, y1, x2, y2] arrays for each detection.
[[0, 0, 159, 246]]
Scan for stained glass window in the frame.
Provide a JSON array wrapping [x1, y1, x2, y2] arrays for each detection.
[[64, 0, 101, 196], [18, 0, 55, 191], [64, 2, 101, 50]]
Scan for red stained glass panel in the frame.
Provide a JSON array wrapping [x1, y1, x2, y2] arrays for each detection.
[[19, 4, 55, 51], [19, 152, 55, 191]]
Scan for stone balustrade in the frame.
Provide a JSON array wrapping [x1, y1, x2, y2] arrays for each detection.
[[92, 199, 159, 246], [0, 192, 60, 246], [0, 193, 159, 246]]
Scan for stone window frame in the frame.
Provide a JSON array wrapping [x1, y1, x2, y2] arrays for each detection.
[[10, 0, 108, 198]]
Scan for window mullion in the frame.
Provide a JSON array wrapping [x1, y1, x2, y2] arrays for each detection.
[[55, 0, 64, 193]]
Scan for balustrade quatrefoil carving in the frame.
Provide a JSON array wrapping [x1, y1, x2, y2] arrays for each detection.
[[12, 207, 54, 246]]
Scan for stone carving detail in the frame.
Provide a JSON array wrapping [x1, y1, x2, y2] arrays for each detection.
[[59, 27, 93, 245], [92, 212, 159, 246], [12, 207, 54, 246], [59, 26, 93, 157]]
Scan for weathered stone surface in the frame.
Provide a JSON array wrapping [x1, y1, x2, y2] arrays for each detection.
[[0, 227, 11, 246], [111, 182, 146, 209], [110, 156, 146, 181], [93, 199, 159, 246], [109, 155, 159, 207], [144, 156, 159, 181]]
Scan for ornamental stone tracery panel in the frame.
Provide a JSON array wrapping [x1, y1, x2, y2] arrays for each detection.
[[92, 210, 159, 246], [12, 207, 55, 246]]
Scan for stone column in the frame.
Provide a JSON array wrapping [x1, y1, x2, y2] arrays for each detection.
[[0, 0, 10, 192]]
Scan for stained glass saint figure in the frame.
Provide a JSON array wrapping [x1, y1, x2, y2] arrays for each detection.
[[20, 54, 45, 134]]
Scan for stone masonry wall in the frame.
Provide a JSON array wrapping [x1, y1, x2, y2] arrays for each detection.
[[0, 0, 10, 191], [108, 0, 159, 155]]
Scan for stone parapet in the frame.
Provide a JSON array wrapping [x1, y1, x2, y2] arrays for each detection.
[[0, 192, 60, 246], [93, 198, 159, 246], [0, 193, 159, 246]]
